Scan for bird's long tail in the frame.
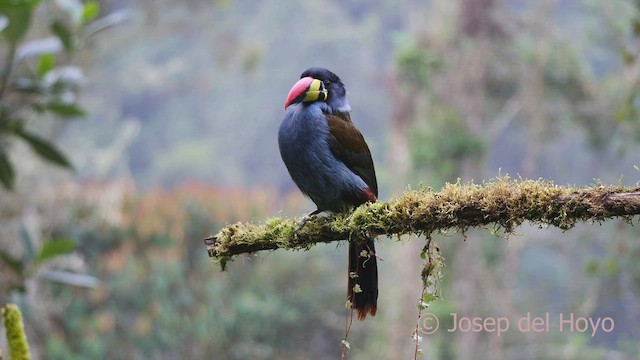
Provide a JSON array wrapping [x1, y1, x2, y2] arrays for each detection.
[[348, 238, 378, 320]]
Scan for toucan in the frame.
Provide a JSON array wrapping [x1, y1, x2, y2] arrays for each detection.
[[278, 67, 378, 320]]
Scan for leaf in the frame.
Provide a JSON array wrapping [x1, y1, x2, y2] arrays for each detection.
[[0, 0, 41, 43], [54, 0, 83, 27], [50, 20, 73, 51], [0, 250, 23, 275], [83, 9, 132, 38], [41, 66, 86, 88], [16, 37, 62, 60], [18, 223, 35, 263], [0, 15, 8, 32], [39, 269, 100, 288], [422, 292, 438, 304], [0, 0, 41, 9], [16, 130, 73, 168], [35, 238, 77, 265], [0, 150, 15, 190], [0, 7, 31, 44], [81, 1, 100, 24], [37, 53, 55, 77], [44, 102, 87, 118]]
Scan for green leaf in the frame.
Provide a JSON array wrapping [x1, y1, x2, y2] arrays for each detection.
[[35, 238, 77, 265], [81, 1, 100, 24], [16, 130, 73, 168], [0, 15, 8, 32], [44, 102, 87, 118], [0, 0, 41, 43], [0, 150, 15, 190], [0, 7, 31, 44], [0, 0, 41, 10], [18, 223, 35, 263], [422, 292, 438, 304], [0, 250, 23, 275], [36, 53, 55, 77], [51, 20, 73, 51]]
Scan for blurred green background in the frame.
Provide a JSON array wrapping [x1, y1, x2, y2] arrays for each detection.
[[1, 0, 640, 359]]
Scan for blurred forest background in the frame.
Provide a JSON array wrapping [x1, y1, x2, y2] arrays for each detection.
[[1, 0, 640, 359]]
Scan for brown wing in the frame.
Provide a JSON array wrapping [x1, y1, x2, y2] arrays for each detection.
[[325, 113, 378, 197]]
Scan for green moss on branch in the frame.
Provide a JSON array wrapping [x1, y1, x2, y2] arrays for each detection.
[[204, 177, 640, 270], [2, 304, 31, 360]]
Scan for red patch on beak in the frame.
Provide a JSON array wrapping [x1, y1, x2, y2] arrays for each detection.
[[285, 76, 314, 110]]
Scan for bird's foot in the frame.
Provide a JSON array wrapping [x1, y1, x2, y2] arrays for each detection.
[[293, 209, 323, 238], [294, 215, 312, 233]]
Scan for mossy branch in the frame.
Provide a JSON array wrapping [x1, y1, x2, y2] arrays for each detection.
[[204, 177, 640, 270], [2, 304, 31, 360]]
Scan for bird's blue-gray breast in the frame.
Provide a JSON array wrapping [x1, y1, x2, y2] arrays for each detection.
[[278, 103, 368, 212]]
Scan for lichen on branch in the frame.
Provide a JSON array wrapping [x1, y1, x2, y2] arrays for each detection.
[[204, 176, 640, 270]]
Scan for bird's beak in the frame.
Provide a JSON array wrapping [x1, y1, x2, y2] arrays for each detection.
[[284, 76, 328, 110]]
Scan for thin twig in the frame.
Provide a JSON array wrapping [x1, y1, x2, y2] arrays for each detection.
[[341, 305, 354, 360], [414, 273, 428, 360], [414, 237, 438, 360]]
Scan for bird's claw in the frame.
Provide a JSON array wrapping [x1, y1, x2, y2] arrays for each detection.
[[293, 210, 323, 238], [293, 215, 310, 238]]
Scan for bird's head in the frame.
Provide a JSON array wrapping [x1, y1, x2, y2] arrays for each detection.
[[284, 67, 350, 113]]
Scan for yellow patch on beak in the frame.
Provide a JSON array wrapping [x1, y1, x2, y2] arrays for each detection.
[[303, 79, 328, 103]]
